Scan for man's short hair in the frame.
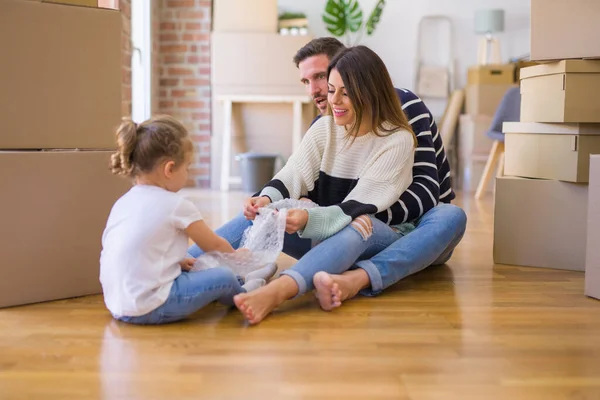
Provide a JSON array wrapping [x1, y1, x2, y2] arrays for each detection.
[[292, 37, 346, 67]]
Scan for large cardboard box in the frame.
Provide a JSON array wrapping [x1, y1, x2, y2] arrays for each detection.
[[458, 114, 494, 156], [494, 176, 588, 271], [0, 0, 121, 149], [503, 122, 600, 182], [585, 154, 600, 300], [0, 151, 131, 308], [213, 0, 278, 33], [531, 0, 600, 61], [520, 60, 600, 123], [467, 64, 515, 85], [465, 84, 517, 117], [212, 32, 312, 89]]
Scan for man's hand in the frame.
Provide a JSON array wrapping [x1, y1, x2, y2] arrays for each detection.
[[286, 209, 309, 234], [243, 196, 271, 220], [179, 258, 196, 272]]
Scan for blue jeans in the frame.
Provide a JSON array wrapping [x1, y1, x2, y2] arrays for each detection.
[[115, 267, 244, 325], [188, 214, 401, 295], [280, 216, 402, 295], [188, 203, 466, 297], [355, 203, 467, 296]]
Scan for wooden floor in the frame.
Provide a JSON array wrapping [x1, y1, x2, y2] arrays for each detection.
[[1, 190, 600, 400]]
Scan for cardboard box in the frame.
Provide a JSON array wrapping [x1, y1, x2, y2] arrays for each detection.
[[531, 0, 600, 61], [520, 60, 600, 123], [212, 32, 313, 89], [0, 151, 131, 308], [43, 0, 97, 6], [494, 176, 588, 271], [468, 64, 515, 85], [465, 84, 517, 117], [503, 122, 600, 182], [514, 60, 540, 81], [457, 154, 493, 193], [585, 154, 600, 300], [458, 114, 494, 156], [0, 0, 121, 149], [213, 0, 278, 33]]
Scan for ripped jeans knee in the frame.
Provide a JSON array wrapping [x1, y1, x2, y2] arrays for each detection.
[[350, 215, 373, 240]]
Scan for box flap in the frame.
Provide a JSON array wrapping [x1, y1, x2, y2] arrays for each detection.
[[520, 60, 600, 80], [503, 122, 600, 135]]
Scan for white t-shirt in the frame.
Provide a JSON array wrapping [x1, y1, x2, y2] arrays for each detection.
[[99, 184, 203, 317]]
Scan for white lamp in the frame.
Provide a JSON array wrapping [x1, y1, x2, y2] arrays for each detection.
[[475, 9, 504, 65]]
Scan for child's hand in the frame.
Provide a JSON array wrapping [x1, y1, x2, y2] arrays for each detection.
[[235, 248, 250, 254], [179, 258, 196, 272]]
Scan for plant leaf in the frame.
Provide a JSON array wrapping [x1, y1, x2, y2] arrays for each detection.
[[366, 0, 385, 35], [345, 0, 363, 33], [322, 0, 363, 37]]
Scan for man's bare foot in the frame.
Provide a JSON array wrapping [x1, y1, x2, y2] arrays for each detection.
[[313, 269, 370, 311], [233, 276, 297, 325], [313, 271, 342, 311]]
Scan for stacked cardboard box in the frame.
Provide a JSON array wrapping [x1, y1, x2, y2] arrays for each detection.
[[494, 0, 600, 274], [0, 0, 130, 308], [585, 155, 600, 300], [458, 64, 516, 193]]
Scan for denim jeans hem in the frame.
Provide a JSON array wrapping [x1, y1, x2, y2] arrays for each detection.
[[355, 259, 383, 296], [280, 269, 307, 297]]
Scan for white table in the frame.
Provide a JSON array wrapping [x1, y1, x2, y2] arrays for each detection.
[[218, 94, 311, 191]]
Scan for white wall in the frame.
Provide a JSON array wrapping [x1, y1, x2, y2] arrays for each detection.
[[278, 0, 531, 117]]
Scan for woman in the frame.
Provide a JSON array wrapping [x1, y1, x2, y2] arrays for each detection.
[[233, 45, 417, 324]]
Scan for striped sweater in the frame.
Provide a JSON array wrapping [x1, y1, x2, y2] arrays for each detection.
[[314, 88, 455, 225], [260, 116, 415, 241]]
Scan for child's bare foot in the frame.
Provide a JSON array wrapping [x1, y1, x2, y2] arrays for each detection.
[[313, 272, 342, 311], [234, 276, 297, 325]]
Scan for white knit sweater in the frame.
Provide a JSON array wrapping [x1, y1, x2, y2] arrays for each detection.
[[260, 116, 415, 241]]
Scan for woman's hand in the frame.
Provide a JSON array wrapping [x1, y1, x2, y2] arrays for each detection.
[[243, 196, 272, 220], [286, 209, 309, 234]]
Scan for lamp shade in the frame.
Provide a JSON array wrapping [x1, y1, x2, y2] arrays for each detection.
[[474, 9, 505, 34]]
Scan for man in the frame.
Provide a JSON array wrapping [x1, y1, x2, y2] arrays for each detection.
[[288, 37, 466, 308]]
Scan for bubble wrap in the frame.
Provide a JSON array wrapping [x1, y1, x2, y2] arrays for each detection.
[[191, 199, 318, 277]]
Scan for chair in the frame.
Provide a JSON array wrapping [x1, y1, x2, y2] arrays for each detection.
[[474, 86, 521, 199]]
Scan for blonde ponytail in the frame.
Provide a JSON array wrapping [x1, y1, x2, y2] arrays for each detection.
[[110, 119, 138, 177], [110, 115, 192, 178]]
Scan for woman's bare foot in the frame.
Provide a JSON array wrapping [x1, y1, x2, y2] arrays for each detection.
[[313, 269, 370, 311], [233, 276, 298, 325], [313, 272, 342, 311]]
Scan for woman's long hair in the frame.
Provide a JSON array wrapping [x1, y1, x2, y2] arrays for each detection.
[[327, 45, 417, 145]]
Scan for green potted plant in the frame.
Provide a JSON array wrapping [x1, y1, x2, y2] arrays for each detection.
[[322, 0, 386, 46]]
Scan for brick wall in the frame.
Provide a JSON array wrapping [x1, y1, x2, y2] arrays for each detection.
[[120, 0, 132, 117], [158, 0, 212, 188], [120, 0, 211, 187]]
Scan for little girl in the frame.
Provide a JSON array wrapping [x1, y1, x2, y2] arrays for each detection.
[[100, 115, 267, 325]]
